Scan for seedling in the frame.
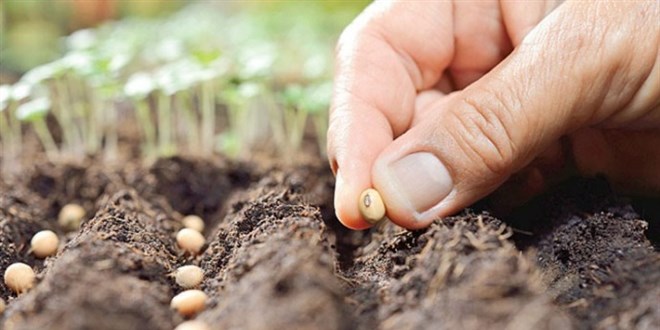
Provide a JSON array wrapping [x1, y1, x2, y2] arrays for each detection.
[[175, 320, 210, 330], [30, 230, 59, 258], [58, 203, 86, 231], [176, 228, 205, 255], [0, 85, 20, 176], [182, 215, 205, 233], [124, 72, 157, 157], [274, 84, 309, 158], [175, 265, 204, 289], [300, 82, 332, 156], [358, 189, 386, 224], [22, 60, 85, 158], [4, 262, 35, 294], [16, 97, 59, 161], [170, 289, 208, 317]]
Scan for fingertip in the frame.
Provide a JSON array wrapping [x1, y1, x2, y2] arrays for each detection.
[[334, 171, 373, 230]]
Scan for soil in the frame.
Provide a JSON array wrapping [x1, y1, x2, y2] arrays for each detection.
[[0, 150, 658, 329]]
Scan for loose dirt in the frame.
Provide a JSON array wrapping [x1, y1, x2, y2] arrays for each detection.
[[0, 154, 658, 330]]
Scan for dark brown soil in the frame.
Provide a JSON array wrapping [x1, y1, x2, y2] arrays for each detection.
[[1, 155, 658, 330]]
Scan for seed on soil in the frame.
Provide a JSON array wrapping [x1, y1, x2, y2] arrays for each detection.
[[175, 265, 204, 289], [174, 320, 211, 330], [358, 188, 386, 224], [58, 203, 86, 231], [176, 228, 206, 255], [182, 215, 205, 232], [30, 230, 59, 258], [170, 289, 208, 316], [4, 262, 36, 294], [0, 298, 5, 314]]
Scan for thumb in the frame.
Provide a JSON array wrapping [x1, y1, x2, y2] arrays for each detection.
[[372, 1, 658, 229]]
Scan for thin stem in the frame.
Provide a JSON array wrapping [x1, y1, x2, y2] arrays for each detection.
[[103, 99, 118, 161], [53, 79, 77, 157], [87, 95, 102, 154], [135, 100, 156, 158], [200, 81, 215, 156], [8, 103, 21, 155], [0, 112, 14, 177], [33, 118, 59, 161], [176, 93, 199, 154], [312, 112, 328, 157], [157, 93, 174, 156]]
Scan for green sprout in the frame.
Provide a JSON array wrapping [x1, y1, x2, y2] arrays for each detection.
[[300, 82, 332, 156], [219, 81, 264, 158], [275, 84, 309, 158], [0, 85, 19, 176], [124, 72, 157, 158], [22, 60, 86, 159], [16, 96, 59, 161]]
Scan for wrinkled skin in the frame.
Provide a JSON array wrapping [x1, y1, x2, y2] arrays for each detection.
[[328, 0, 660, 229]]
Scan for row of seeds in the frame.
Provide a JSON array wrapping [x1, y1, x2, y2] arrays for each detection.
[[1, 205, 212, 330]]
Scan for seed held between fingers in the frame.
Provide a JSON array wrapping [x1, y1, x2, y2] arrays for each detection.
[[171, 289, 208, 316], [30, 230, 59, 258], [4, 263, 35, 294], [175, 265, 204, 289], [0, 298, 5, 314], [358, 188, 386, 224]]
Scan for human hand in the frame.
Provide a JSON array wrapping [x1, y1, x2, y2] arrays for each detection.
[[327, 0, 659, 230]]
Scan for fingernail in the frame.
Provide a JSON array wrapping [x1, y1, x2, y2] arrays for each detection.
[[386, 152, 453, 214]]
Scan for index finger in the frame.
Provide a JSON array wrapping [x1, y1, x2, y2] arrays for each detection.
[[327, 1, 453, 229]]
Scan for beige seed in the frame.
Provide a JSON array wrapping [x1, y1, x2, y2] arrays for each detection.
[[174, 320, 211, 330], [4, 263, 35, 294], [182, 215, 205, 232], [358, 188, 386, 224], [30, 230, 59, 258], [170, 289, 207, 316], [176, 228, 205, 255], [0, 298, 5, 314], [58, 203, 86, 231], [175, 265, 204, 289]]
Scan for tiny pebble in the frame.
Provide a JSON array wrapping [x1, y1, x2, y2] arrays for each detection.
[[182, 215, 205, 232], [176, 228, 206, 255], [171, 289, 208, 316], [30, 230, 59, 258], [4, 263, 35, 294], [175, 320, 211, 330], [58, 203, 86, 231], [358, 188, 386, 224], [175, 265, 204, 289]]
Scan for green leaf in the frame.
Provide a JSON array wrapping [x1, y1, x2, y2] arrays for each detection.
[[124, 72, 156, 99], [0, 85, 11, 111], [16, 97, 51, 122]]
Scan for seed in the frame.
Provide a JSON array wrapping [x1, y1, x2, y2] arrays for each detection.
[[170, 289, 207, 316], [174, 320, 210, 330], [176, 228, 205, 255], [30, 230, 59, 258], [4, 262, 35, 294], [358, 188, 386, 224], [175, 265, 204, 289], [58, 203, 86, 231], [0, 298, 5, 314], [182, 215, 205, 232]]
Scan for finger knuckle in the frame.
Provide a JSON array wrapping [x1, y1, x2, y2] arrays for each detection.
[[448, 93, 519, 176]]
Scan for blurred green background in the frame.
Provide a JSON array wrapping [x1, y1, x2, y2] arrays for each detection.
[[0, 0, 369, 82]]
